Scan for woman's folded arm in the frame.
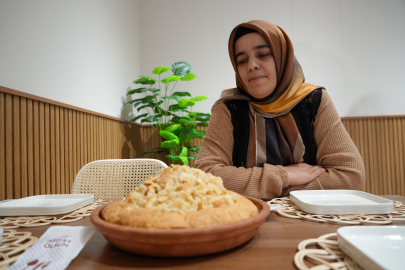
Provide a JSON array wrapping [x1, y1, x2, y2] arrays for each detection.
[[283, 90, 366, 195], [195, 103, 290, 199]]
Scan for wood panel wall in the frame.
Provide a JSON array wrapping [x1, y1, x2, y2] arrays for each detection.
[[1, 86, 404, 199], [0, 87, 147, 200], [342, 117, 405, 196]]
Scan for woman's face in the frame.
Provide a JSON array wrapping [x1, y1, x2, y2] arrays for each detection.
[[234, 32, 277, 99]]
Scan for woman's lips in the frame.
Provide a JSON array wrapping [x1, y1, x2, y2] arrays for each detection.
[[249, 76, 265, 82]]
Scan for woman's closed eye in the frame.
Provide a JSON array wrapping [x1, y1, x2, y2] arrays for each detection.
[[237, 58, 247, 65]]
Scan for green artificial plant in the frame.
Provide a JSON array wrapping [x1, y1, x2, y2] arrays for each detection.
[[126, 61, 210, 165]]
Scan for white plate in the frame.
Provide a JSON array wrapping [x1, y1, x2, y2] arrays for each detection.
[[290, 190, 393, 215], [0, 194, 94, 216], [338, 226, 405, 270]]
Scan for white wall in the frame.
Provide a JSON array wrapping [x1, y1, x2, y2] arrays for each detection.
[[0, 0, 140, 119], [139, 0, 405, 117], [2, 0, 404, 119]]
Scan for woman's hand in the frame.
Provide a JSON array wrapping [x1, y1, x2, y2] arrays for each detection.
[[284, 163, 326, 186]]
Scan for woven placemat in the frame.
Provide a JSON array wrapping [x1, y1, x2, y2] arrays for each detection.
[[294, 233, 364, 270], [268, 197, 405, 225], [0, 200, 110, 229], [0, 229, 38, 270]]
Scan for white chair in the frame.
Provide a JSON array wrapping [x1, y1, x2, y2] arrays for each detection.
[[71, 159, 167, 200]]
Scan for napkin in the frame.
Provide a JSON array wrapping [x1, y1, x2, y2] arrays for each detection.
[[266, 202, 284, 211], [8, 226, 95, 270]]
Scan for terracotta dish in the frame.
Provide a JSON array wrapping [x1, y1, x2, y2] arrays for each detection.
[[90, 196, 270, 257]]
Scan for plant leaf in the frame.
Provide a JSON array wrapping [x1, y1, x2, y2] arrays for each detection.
[[171, 62, 191, 77], [129, 95, 157, 105], [141, 114, 162, 123], [179, 156, 189, 165], [187, 155, 198, 159], [151, 66, 171, 75], [127, 88, 148, 95], [154, 105, 172, 116], [147, 88, 160, 93], [178, 98, 195, 108], [161, 75, 181, 83], [196, 122, 209, 127], [194, 113, 211, 122], [132, 101, 143, 108], [172, 91, 192, 97], [142, 149, 164, 155], [166, 155, 180, 161], [170, 116, 181, 123], [137, 104, 149, 112], [195, 130, 206, 139], [170, 116, 189, 123], [187, 146, 200, 152], [162, 95, 181, 102], [166, 124, 183, 134], [179, 147, 188, 157], [126, 99, 140, 105], [133, 76, 157, 85], [129, 113, 148, 122], [168, 104, 189, 112], [179, 118, 196, 126], [178, 127, 198, 143], [159, 130, 178, 141], [161, 139, 179, 149], [190, 96, 208, 102], [180, 72, 197, 81], [127, 88, 159, 95]]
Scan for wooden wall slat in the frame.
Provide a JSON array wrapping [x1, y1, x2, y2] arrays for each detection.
[[13, 96, 21, 199], [27, 99, 34, 196], [366, 119, 375, 195], [95, 116, 99, 160], [399, 118, 404, 196], [1, 87, 405, 200], [388, 119, 395, 194], [385, 119, 392, 194], [75, 111, 80, 178], [5, 94, 13, 199], [55, 107, 60, 194], [88, 114, 92, 163], [39, 102, 45, 195], [69, 109, 74, 189], [50, 105, 56, 194], [79, 112, 84, 171], [45, 103, 50, 194], [60, 108, 65, 194], [64, 108, 69, 194], [393, 119, 401, 196], [0, 93, 6, 200], [20, 98, 28, 198], [378, 119, 385, 194], [100, 118, 104, 159], [400, 119, 405, 196]]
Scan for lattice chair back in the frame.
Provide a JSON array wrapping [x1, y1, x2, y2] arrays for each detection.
[[71, 159, 167, 200]]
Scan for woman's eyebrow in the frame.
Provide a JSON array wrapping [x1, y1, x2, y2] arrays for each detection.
[[235, 44, 270, 59], [254, 44, 270, 50]]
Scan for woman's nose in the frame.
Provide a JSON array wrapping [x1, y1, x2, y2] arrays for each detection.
[[248, 59, 260, 71]]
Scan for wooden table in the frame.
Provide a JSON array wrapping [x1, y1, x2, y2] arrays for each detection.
[[15, 195, 405, 270]]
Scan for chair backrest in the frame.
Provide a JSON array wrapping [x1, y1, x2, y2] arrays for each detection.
[[71, 159, 167, 200]]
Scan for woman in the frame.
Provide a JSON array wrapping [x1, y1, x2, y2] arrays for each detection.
[[194, 20, 365, 199]]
